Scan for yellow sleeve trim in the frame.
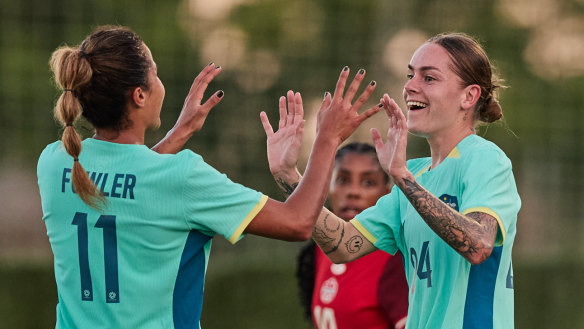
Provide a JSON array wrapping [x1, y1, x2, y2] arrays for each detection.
[[228, 194, 269, 244], [349, 218, 378, 245], [461, 206, 506, 246]]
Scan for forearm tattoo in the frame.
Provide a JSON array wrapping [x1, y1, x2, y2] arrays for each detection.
[[401, 177, 498, 262], [312, 213, 346, 255], [275, 177, 298, 198]]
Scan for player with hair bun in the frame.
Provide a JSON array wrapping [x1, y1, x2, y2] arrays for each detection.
[[266, 33, 521, 329]]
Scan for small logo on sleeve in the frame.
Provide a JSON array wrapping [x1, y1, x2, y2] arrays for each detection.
[[439, 194, 459, 211]]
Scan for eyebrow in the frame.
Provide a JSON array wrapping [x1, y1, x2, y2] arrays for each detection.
[[408, 64, 442, 72]]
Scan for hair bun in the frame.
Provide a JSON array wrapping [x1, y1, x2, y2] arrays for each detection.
[[480, 98, 503, 123]]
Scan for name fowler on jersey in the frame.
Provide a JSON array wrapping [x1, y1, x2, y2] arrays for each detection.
[[61, 167, 137, 199]]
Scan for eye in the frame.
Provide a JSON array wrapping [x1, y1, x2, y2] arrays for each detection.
[[424, 75, 436, 82], [335, 176, 348, 185], [407, 73, 414, 80], [362, 179, 377, 187]]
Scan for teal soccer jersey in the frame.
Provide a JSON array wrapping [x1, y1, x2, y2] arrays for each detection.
[[37, 139, 268, 329], [351, 135, 520, 329]]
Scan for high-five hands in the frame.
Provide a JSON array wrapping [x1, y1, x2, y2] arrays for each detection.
[[317, 67, 381, 145], [260, 90, 305, 179], [371, 93, 409, 179], [174, 63, 223, 134]]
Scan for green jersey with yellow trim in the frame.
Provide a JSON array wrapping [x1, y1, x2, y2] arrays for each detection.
[[351, 135, 520, 329], [38, 139, 267, 329]]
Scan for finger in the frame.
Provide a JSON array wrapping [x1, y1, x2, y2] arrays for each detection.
[[199, 89, 225, 115], [287, 90, 295, 124], [332, 66, 350, 103], [278, 96, 287, 129], [344, 68, 366, 104], [319, 91, 332, 110], [189, 62, 215, 92], [260, 111, 275, 138], [294, 92, 304, 121], [352, 80, 377, 111], [357, 103, 383, 124], [192, 66, 222, 104], [371, 128, 384, 149]]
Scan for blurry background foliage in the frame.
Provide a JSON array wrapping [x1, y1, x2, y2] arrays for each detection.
[[1, 0, 584, 328]]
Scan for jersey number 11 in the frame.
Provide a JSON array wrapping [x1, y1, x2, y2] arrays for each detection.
[[72, 212, 120, 303]]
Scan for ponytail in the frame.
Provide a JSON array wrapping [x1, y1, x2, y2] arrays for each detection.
[[50, 47, 105, 209]]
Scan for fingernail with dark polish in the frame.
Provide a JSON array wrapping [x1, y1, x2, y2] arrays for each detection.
[[370, 80, 376, 86], [323, 92, 329, 99], [378, 103, 383, 107], [358, 69, 365, 75], [215, 65, 221, 69], [217, 90, 224, 98], [343, 66, 349, 71], [207, 62, 213, 66]]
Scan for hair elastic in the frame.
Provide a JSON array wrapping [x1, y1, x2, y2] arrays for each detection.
[[66, 123, 73, 127], [73, 158, 79, 162], [64, 89, 73, 92]]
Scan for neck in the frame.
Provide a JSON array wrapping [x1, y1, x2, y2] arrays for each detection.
[[94, 127, 145, 145], [427, 126, 475, 169]]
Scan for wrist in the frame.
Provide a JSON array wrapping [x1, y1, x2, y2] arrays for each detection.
[[391, 169, 414, 188], [273, 167, 302, 185]]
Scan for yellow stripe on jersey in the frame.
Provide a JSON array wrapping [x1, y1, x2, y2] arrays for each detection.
[[447, 146, 460, 159], [349, 218, 378, 245], [228, 194, 269, 244], [461, 206, 506, 246]]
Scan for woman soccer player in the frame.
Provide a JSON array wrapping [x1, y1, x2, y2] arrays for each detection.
[[37, 25, 381, 329], [296, 142, 409, 329], [265, 33, 521, 329]]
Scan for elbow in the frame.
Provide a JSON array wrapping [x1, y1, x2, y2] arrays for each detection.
[[466, 241, 494, 265], [286, 220, 314, 242]]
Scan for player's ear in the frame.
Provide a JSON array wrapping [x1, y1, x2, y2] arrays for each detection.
[[460, 84, 481, 110], [131, 86, 146, 107]]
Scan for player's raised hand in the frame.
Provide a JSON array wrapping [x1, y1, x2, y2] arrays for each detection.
[[260, 90, 305, 178], [174, 63, 223, 133], [371, 93, 408, 178], [316, 67, 381, 145]]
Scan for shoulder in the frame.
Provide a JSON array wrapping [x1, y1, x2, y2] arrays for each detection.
[[458, 135, 512, 168]]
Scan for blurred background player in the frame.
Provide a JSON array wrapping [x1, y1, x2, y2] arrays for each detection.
[[296, 142, 408, 329]]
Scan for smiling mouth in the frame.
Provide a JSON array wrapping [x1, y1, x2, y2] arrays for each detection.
[[407, 101, 428, 110]]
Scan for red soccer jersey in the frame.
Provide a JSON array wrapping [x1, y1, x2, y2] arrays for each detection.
[[312, 247, 408, 329]]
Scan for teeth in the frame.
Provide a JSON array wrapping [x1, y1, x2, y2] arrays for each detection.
[[407, 101, 427, 108]]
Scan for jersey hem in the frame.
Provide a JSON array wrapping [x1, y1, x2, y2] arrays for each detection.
[[228, 194, 268, 244], [461, 206, 506, 245]]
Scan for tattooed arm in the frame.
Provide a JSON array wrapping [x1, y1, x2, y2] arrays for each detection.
[[274, 171, 377, 263], [396, 174, 498, 265], [374, 94, 498, 265]]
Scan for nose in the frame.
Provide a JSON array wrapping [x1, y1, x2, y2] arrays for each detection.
[[404, 75, 419, 95], [346, 182, 361, 199]]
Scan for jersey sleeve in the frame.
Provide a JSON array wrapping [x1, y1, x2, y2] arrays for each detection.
[[351, 187, 402, 255], [181, 152, 268, 244], [459, 149, 521, 246]]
